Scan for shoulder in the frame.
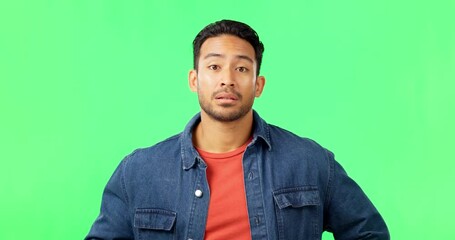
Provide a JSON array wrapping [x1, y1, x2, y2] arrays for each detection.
[[121, 133, 183, 171], [264, 124, 335, 192], [265, 124, 335, 177], [268, 124, 330, 157]]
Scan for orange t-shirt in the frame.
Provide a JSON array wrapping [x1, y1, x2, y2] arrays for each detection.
[[196, 140, 252, 240]]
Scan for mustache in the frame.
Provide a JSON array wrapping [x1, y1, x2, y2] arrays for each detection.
[[212, 89, 242, 99]]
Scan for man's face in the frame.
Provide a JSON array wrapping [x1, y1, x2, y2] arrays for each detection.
[[189, 34, 265, 122]]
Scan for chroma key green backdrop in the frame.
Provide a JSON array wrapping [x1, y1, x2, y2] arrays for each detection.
[[1, 0, 454, 239]]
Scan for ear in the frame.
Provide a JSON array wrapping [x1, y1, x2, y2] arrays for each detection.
[[188, 69, 198, 92], [255, 76, 266, 97]]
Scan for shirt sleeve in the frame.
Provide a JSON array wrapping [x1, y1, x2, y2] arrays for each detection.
[[85, 158, 134, 240], [323, 151, 390, 240]]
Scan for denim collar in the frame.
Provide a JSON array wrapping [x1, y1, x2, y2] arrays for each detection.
[[180, 110, 272, 170]]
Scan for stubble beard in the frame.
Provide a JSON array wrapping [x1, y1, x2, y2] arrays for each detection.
[[198, 89, 254, 122]]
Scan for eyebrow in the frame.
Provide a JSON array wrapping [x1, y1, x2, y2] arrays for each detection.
[[203, 53, 254, 63]]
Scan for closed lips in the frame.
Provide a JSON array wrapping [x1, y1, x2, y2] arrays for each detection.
[[215, 93, 238, 100]]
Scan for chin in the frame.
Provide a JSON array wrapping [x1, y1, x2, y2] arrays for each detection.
[[205, 108, 251, 122]]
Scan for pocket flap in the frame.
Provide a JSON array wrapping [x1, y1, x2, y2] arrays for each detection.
[[273, 187, 320, 209], [134, 208, 176, 231]]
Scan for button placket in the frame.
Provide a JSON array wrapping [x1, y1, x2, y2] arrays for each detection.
[[185, 157, 210, 240]]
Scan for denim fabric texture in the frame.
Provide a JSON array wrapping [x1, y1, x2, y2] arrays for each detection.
[[86, 111, 389, 240]]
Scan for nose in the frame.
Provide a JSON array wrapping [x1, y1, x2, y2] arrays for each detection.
[[220, 68, 235, 87]]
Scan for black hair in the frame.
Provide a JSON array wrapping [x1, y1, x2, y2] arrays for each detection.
[[192, 19, 265, 75]]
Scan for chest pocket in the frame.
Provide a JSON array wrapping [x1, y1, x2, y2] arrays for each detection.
[[134, 208, 176, 240], [273, 187, 321, 240]]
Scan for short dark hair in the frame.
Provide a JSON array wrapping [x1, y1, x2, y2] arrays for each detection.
[[193, 19, 265, 75]]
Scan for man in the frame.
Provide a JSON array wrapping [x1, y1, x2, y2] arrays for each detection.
[[86, 20, 389, 240]]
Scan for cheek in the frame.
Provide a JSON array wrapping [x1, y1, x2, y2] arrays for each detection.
[[238, 77, 256, 89], [197, 73, 218, 88]]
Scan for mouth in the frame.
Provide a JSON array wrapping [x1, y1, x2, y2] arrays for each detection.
[[214, 92, 240, 105], [214, 93, 239, 101], [215, 96, 238, 100]]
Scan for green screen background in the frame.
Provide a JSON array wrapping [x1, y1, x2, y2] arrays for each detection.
[[1, 0, 454, 239]]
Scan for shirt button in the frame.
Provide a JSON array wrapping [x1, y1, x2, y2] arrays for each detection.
[[195, 189, 203, 198]]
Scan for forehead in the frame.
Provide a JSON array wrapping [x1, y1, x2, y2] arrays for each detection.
[[199, 35, 256, 61]]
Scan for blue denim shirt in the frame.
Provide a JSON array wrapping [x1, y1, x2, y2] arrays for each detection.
[[86, 111, 389, 240]]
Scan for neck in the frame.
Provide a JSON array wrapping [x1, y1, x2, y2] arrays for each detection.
[[193, 110, 254, 153]]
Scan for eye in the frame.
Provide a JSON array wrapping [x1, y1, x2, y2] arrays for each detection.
[[208, 65, 220, 70], [237, 67, 248, 73]]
